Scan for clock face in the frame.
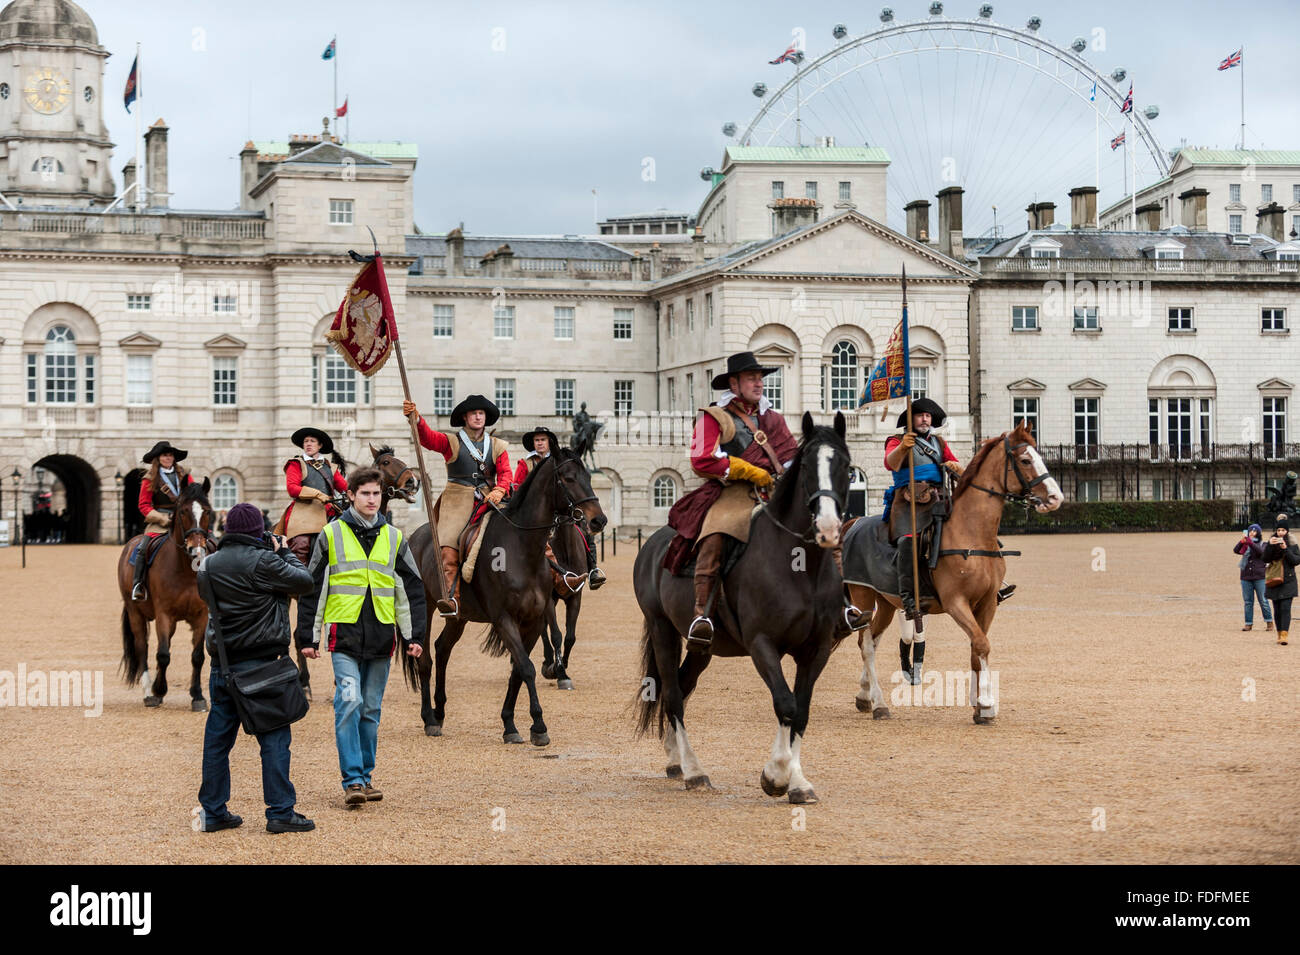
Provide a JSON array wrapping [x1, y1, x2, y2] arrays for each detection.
[[23, 68, 71, 114]]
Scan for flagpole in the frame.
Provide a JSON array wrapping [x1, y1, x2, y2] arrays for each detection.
[[134, 42, 142, 212], [901, 265, 921, 631], [332, 36, 338, 141], [1239, 44, 1245, 149], [1130, 98, 1137, 225], [1094, 86, 1100, 191]]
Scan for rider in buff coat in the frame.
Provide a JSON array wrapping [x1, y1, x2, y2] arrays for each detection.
[[403, 394, 511, 619], [282, 427, 350, 566], [131, 440, 195, 601]]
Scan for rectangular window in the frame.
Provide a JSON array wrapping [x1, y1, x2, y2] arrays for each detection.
[[26, 353, 36, 403], [553, 306, 575, 340], [126, 354, 153, 405], [363, 375, 371, 405], [1264, 397, 1287, 459], [686, 298, 695, 331], [771, 181, 784, 199], [667, 303, 675, 337], [613, 308, 633, 340], [1229, 214, 1242, 234], [1012, 396, 1039, 440], [493, 305, 515, 340], [1229, 183, 1241, 203], [45, 347, 76, 404], [1151, 478, 1164, 501], [1168, 307, 1194, 331], [212, 295, 237, 314], [705, 293, 714, 327], [1155, 249, 1183, 271], [667, 377, 677, 412], [554, 378, 575, 416], [494, 378, 515, 416], [1294, 185, 1300, 204], [1148, 397, 1160, 454], [83, 354, 94, 404], [212, 357, 238, 406], [614, 379, 634, 415], [432, 304, 454, 338], [1073, 306, 1099, 330], [1011, 305, 1038, 331], [433, 378, 455, 416], [1167, 397, 1193, 459], [324, 353, 356, 405], [1199, 397, 1212, 455], [804, 181, 817, 199], [1261, 184, 1273, 203], [329, 199, 354, 225], [911, 366, 929, 400], [311, 359, 319, 405], [839, 181, 851, 201], [126, 294, 151, 312], [1262, 307, 1287, 332], [1078, 480, 1101, 502], [1074, 397, 1099, 459], [685, 372, 695, 411], [765, 366, 783, 411]]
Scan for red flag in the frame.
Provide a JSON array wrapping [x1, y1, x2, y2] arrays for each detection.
[[328, 253, 397, 375], [336, 97, 348, 118]]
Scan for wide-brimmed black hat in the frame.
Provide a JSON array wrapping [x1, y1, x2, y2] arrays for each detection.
[[521, 427, 558, 452], [711, 351, 779, 391], [896, 398, 947, 429], [451, 394, 500, 428], [291, 427, 334, 455], [142, 440, 188, 464]]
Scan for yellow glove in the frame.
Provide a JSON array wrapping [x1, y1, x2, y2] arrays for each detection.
[[944, 461, 963, 477], [727, 456, 774, 488], [486, 487, 506, 506]]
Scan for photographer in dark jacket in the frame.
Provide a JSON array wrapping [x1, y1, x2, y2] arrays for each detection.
[[196, 502, 316, 833], [1263, 513, 1300, 647]]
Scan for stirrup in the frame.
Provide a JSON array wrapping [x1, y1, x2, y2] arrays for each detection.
[[436, 596, 460, 619], [686, 615, 714, 652], [561, 571, 587, 592], [131, 583, 147, 602], [997, 583, 1017, 604], [588, 567, 607, 591], [842, 604, 870, 632]]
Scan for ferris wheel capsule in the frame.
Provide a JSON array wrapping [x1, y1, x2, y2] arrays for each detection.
[[1111, 67, 1126, 83], [928, 2, 943, 15], [700, 167, 715, 181], [978, 4, 993, 18], [752, 82, 767, 98], [1143, 105, 1160, 120], [1070, 37, 1087, 54], [833, 24, 848, 40], [880, 8, 894, 23], [722, 122, 737, 137], [1026, 16, 1042, 31]]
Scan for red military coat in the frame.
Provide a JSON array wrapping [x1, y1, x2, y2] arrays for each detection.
[[416, 418, 512, 495], [138, 466, 194, 537], [281, 456, 350, 536]]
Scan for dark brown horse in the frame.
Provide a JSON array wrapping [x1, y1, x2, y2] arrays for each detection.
[[847, 424, 1063, 723], [117, 480, 215, 710], [401, 448, 606, 744], [632, 413, 851, 803], [540, 519, 590, 691]]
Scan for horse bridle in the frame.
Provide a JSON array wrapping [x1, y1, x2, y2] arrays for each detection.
[[171, 502, 216, 555], [488, 456, 597, 533], [964, 435, 1053, 509], [760, 443, 851, 541]]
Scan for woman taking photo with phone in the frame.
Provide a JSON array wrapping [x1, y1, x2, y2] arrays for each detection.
[[1262, 514, 1299, 646], [1234, 524, 1273, 632]]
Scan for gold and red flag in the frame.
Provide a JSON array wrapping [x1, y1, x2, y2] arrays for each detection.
[[328, 251, 397, 376]]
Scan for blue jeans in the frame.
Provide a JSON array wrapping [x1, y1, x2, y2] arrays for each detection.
[[332, 652, 391, 790], [1241, 579, 1272, 625], [199, 659, 297, 822]]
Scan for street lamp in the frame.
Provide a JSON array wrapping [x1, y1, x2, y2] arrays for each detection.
[[114, 470, 124, 545], [10, 467, 22, 567]]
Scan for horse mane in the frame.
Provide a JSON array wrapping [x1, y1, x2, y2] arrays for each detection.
[[332, 450, 348, 475], [768, 423, 846, 512], [370, 445, 394, 459], [502, 447, 578, 516], [179, 480, 210, 506], [952, 423, 1036, 499]]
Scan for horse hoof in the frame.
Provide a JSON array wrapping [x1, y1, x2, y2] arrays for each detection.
[[684, 775, 713, 791], [424, 723, 442, 737], [191, 699, 208, 712], [666, 765, 683, 779], [973, 713, 995, 725], [788, 788, 819, 805], [557, 679, 574, 691], [872, 707, 892, 720], [503, 732, 524, 744], [530, 731, 550, 747], [760, 772, 788, 797], [143, 695, 162, 708], [541, 663, 555, 679], [854, 697, 872, 712]]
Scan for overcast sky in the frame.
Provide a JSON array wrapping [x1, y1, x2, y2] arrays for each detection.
[[88, 0, 1300, 237]]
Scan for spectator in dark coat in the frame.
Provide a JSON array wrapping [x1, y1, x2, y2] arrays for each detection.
[[1234, 524, 1273, 631], [1262, 514, 1299, 646]]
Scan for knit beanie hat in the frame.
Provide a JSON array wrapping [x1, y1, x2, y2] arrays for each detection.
[[225, 502, 264, 536], [1274, 513, 1290, 532]]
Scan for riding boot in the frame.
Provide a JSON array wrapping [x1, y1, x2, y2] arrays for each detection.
[[896, 535, 919, 620], [687, 534, 725, 653], [910, 638, 926, 686], [131, 538, 149, 601], [997, 582, 1017, 604], [584, 529, 606, 590], [436, 546, 461, 618]]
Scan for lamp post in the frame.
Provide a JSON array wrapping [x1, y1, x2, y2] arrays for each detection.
[[114, 470, 124, 545], [11, 467, 23, 568]]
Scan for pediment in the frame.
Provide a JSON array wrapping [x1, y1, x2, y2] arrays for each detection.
[[1007, 377, 1047, 392], [204, 334, 247, 350], [118, 331, 162, 349], [1068, 377, 1108, 391], [910, 344, 942, 361], [753, 342, 798, 362], [1258, 377, 1294, 391]]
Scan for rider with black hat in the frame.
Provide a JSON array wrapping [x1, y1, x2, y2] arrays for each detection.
[[281, 427, 350, 565], [515, 427, 606, 591], [131, 440, 195, 600], [403, 394, 512, 618]]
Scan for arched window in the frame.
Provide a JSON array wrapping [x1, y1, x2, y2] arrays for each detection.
[[211, 474, 239, 511], [44, 326, 77, 404], [830, 340, 858, 410], [652, 474, 678, 509]]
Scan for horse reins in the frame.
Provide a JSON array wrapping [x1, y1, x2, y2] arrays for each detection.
[[962, 435, 1053, 510], [485, 457, 596, 533], [758, 443, 851, 542]]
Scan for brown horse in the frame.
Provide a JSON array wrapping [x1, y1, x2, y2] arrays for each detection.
[[117, 479, 215, 710], [846, 424, 1063, 724]]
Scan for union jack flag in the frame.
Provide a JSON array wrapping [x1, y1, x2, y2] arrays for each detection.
[[769, 44, 804, 65], [1110, 131, 1125, 150], [1120, 83, 1133, 114], [1218, 48, 1242, 70]]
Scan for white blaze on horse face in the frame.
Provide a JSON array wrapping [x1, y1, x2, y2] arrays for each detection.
[[813, 445, 841, 547], [1025, 447, 1064, 511]]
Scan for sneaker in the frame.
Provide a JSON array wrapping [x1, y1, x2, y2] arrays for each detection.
[[344, 784, 367, 806], [588, 567, 607, 591], [364, 784, 383, 802], [202, 812, 243, 832], [266, 812, 315, 833]]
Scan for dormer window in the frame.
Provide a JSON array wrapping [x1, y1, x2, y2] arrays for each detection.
[[1027, 236, 1061, 268]]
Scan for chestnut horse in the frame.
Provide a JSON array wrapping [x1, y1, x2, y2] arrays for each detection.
[[117, 480, 216, 710], [846, 424, 1063, 724]]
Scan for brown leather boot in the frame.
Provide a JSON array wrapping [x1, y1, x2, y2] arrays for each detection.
[[1280, 630, 1289, 646], [687, 534, 725, 653], [437, 546, 461, 618]]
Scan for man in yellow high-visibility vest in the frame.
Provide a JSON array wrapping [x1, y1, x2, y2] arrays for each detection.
[[295, 467, 426, 807]]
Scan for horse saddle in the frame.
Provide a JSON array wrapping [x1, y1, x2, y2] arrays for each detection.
[[129, 533, 168, 569], [841, 514, 938, 603], [669, 535, 746, 579], [457, 504, 493, 583]]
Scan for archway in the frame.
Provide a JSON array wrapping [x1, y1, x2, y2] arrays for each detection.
[[123, 468, 146, 540], [31, 455, 101, 543]]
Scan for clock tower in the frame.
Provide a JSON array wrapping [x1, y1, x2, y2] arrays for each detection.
[[0, 0, 115, 206]]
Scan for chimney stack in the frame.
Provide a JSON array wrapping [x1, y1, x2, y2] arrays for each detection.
[[1069, 186, 1099, 230], [936, 186, 963, 258], [144, 119, 169, 207], [445, 225, 464, 276], [1026, 201, 1055, 231], [122, 159, 136, 201], [691, 229, 705, 265], [239, 141, 258, 209], [648, 244, 662, 281], [769, 197, 820, 236], [1135, 201, 1162, 231], [289, 134, 319, 156], [495, 243, 514, 277], [1257, 202, 1285, 242], [905, 199, 931, 243], [1178, 187, 1209, 232]]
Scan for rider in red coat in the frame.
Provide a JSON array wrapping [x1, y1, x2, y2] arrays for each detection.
[[281, 427, 350, 565], [131, 440, 195, 600]]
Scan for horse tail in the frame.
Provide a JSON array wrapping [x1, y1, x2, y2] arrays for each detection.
[[398, 631, 420, 689], [479, 624, 511, 659], [120, 605, 144, 685], [633, 617, 666, 739]]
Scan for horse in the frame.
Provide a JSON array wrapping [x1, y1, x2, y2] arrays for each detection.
[[540, 519, 591, 691], [632, 412, 851, 804], [401, 447, 607, 744], [291, 443, 420, 699], [117, 480, 216, 710], [847, 423, 1063, 724]]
